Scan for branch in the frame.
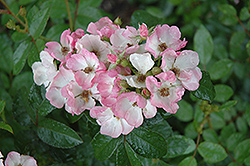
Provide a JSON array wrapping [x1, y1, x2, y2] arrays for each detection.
[[64, 0, 73, 31]]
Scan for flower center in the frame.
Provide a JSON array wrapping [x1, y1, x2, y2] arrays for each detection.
[[137, 74, 146, 83], [158, 43, 168, 52], [83, 67, 93, 73], [132, 102, 138, 107], [92, 49, 100, 57], [81, 90, 92, 103], [171, 67, 180, 76], [61, 46, 69, 56], [158, 87, 170, 97], [127, 43, 133, 47]]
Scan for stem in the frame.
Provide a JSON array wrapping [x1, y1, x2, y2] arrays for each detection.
[[192, 133, 201, 158], [65, 0, 73, 31], [236, 15, 250, 38], [0, 0, 26, 27], [0, 9, 11, 14], [73, 0, 80, 30]]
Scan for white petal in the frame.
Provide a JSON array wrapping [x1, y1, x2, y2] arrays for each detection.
[[130, 53, 154, 75]]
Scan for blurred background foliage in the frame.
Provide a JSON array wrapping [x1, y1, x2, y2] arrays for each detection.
[[0, 0, 250, 165]]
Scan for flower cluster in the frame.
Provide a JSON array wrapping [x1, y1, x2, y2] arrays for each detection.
[[0, 151, 37, 166], [32, 17, 202, 138]]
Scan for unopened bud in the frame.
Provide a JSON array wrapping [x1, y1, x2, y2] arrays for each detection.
[[114, 17, 122, 26], [120, 59, 129, 67], [6, 19, 16, 30], [152, 67, 162, 75], [18, 7, 27, 17], [118, 80, 129, 89], [141, 88, 151, 98]]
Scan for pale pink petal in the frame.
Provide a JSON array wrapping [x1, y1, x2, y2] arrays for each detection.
[[179, 67, 202, 91], [139, 23, 148, 37], [143, 100, 157, 119], [32, 62, 47, 86], [158, 25, 181, 46], [20, 155, 37, 166], [75, 71, 95, 90], [161, 48, 177, 71], [145, 31, 160, 58], [146, 76, 161, 93], [121, 119, 134, 135], [45, 42, 65, 61], [100, 117, 122, 138], [125, 106, 143, 128], [46, 87, 65, 108], [174, 50, 199, 70], [5, 151, 21, 166], [66, 53, 88, 71], [60, 29, 72, 47], [156, 71, 176, 83]]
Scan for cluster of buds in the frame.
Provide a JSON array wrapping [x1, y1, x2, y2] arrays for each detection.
[[32, 17, 202, 138]]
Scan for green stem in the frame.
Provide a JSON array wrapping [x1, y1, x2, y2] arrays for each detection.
[[64, 0, 73, 31], [0, 0, 26, 27]]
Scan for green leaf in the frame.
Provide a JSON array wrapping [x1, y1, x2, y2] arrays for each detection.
[[203, 129, 219, 143], [198, 142, 227, 163], [131, 10, 162, 29], [37, 118, 83, 148], [178, 156, 197, 166], [214, 84, 233, 102], [240, 7, 250, 21], [218, 4, 237, 26], [234, 139, 250, 162], [230, 31, 246, 60], [246, 40, 250, 57], [27, 43, 40, 67], [27, 5, 39, 24], [0, 121, 13, 134], [184, 122, 198, 139], [126, 127, 167, 158], [66, 111, 84, 123], [244, 156, 250, 166], [10, 71, 33, 96], [11, 32, 29, 42], [236, 117, 248, 133], [194, 25, 214, 65], [213, 44, 228, 60], [29, 7, 50, 40], [219, 100, 238, 110], [29, 84, 55, 117], [226, 133, 245, 152], [210, 112, 226, 130], [175, 100, 193, 122], [0, 100, 5, 115], [191, 70, 216, 102], [46, 24, 69, 41], [13, 87, 35, 126], [143, 112, 173, 140], [91, 132, 122, 161], [0, 44, 13, 74], [208, 59, 233, 80], [13, 40, 32, 75], [245, 106, 250, 127], [165, 135, 189, 158], [116, 142, 142, 166], [219, 123, 236, 144]]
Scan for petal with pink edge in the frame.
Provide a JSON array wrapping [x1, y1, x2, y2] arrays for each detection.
[[174, 50, 199, 70]]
